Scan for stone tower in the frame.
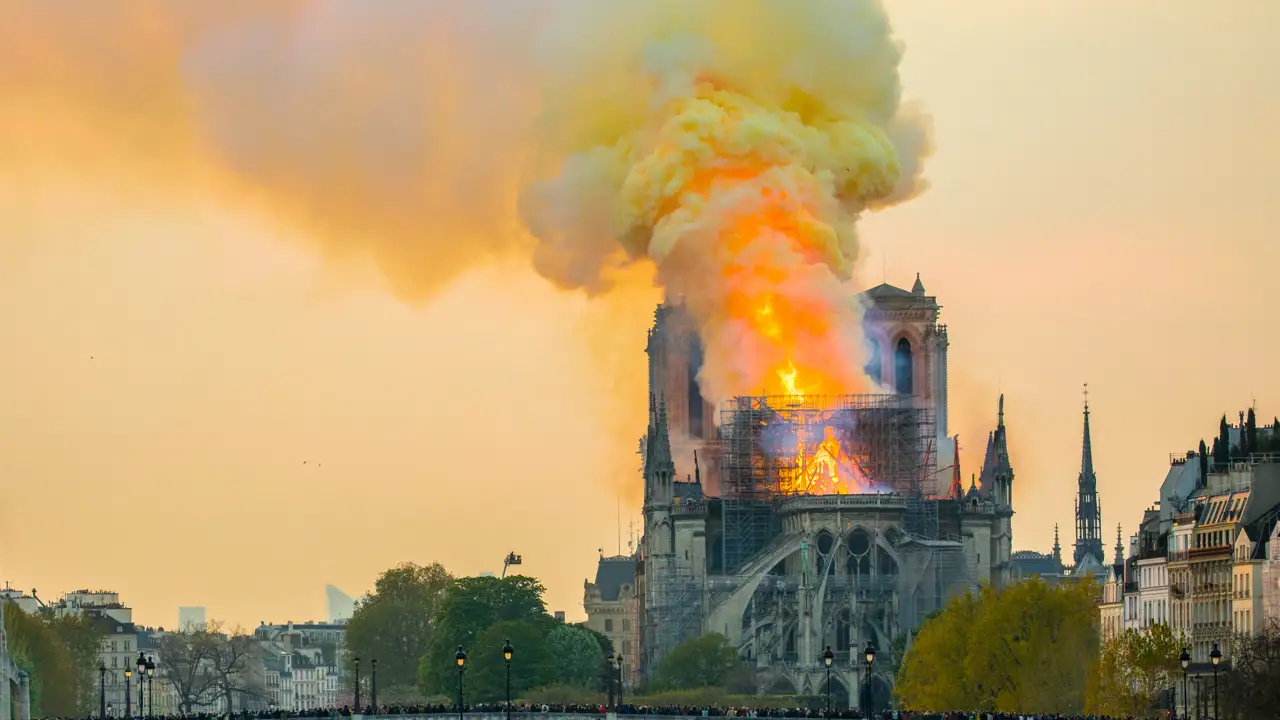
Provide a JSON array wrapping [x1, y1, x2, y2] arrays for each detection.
[[1074, 388, 1105, 566], [978, 395, 1016, 586], [643, 394, 676, 553]]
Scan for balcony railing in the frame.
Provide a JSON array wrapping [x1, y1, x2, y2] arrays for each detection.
[[1169, 550, 1190, 563]]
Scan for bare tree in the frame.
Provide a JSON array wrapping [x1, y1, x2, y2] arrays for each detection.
[[156, 625, 220, 713], [209, 625, 268, 710], [1222, 618, 1280, 720]]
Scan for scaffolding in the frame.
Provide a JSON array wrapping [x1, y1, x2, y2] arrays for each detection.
[[642, 553, 702, 678], [718, 394, 937, 573]]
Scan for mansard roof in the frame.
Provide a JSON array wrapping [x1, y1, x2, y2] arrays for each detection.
[[592, 556, 638, 602]]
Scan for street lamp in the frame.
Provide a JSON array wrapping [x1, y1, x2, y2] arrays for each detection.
[[822, 646, 834, 718], [99, 664, 107, 719], [862, 642, 877, 713], [135, 653, 148, 718], [503, 638, 514, 720], [354, 656, 361, 712], [1210, 641, 1222, 719], [615, 653, 624, 710], [124, 666, 133, 719], [372, 658, 378, 715], [456, 645, 468, 720], [145, 656, 155, 716], [1180, 647, 1190, 720]]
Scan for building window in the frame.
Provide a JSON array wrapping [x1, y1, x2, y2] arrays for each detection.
[[605, 619, 613, 632], [894, 338, 914, 395], [622, 619, 631, 632]]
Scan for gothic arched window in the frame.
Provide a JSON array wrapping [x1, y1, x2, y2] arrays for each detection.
[[894, 337, 914, 395], [864, 339, 881, 384]]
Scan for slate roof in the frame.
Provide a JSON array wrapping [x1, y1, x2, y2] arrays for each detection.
[[593, 557, 637, 602]]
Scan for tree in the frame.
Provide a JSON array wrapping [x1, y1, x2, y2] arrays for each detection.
[[345, 562, 454, 699], [209, 626, 265, 710], [896, 580, 1098, 715], [418, 575, 550, 697], [466, 620, 554, 702], [1198, 439, 1209, 484], [155, 622, 262, 713], [1089, 624, 1182, 716], [1220, 617, 1280, 719], [1217, 415, 1231, 463], [3, 600, 101, 716], [1247, 407, 1259, 455], [652, 632, 743, 691], [545, 624, 605, 689]]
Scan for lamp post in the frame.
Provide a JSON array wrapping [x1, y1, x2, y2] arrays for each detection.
[[503, 638, 514, 720], [99, 664, 107, 718], [862, 642, 877, 713], [1180, 647, 1190, 720], [371, 658, 378, 715], [822, 646, 834, 718], [145, 655, 155, 716], [616, 653, 624, 710], [456, 646, 468, 720], [354, 656, 361, 712], [135, 653, 147, 718], [1210, 641, 1222, 719], [124, 666, 133, 719]]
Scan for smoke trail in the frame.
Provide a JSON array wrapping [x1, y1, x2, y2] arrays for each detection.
[[1, 0, 930, 396]]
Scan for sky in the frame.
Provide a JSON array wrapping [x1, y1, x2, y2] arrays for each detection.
[[2, 0, 1279, 629]]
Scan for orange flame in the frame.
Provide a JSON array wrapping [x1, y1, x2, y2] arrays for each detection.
[[778, 426, 875, 495]]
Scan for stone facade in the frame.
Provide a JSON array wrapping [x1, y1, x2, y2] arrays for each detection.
[[583, 556, 642, 689]]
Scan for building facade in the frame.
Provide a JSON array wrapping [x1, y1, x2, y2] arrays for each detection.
[[583, 555, 642, 689]]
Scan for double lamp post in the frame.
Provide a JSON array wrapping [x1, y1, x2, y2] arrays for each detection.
[[455, 637, 519, 720], [102, 653, 154, 718], [1177, 642, 1222, 720], [822, 642, 876, 716], [352, 656, 379, 714]]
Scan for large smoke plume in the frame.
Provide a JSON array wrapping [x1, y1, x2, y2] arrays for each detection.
[[2, 0, 931, 401]]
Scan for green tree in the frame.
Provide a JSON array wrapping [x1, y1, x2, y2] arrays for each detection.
[[466, 620, 554, 702], [3, 600, 100, 716], [1198, 439, 1209, 485], [652, 632, 742, 691], [896, 580, 1098, 715], [345, 562, 454, 699], [1247, 407, 1258, 455], [545, 624, 605, 689], [418, 575, 549, 697], [1090, 624, 1183, 716]]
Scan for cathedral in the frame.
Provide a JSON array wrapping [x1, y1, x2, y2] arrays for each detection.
[[627, 277, 1016, 710]]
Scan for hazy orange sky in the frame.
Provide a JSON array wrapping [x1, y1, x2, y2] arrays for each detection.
[[2, 0, 1278, 629]]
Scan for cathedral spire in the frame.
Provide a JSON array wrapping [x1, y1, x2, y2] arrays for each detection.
[[643, 393, 676, 503], [1074, 383, 1104, 567], [1114, 524, 1124, 567], [949, 435, 964, 500], [1081, 384, 1096, 483], [998, 393, 1005, 429], [1053, 523, 1062, 563]]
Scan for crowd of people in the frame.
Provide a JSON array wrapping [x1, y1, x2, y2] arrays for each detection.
[[50, 707, 1150, 720]]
